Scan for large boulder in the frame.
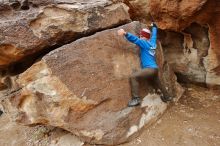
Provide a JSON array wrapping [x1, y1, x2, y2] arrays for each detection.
[[2, 21, 184, 145], [0, 0, 130, 69]]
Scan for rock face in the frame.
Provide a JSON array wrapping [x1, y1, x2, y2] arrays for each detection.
[[158, 24, 209, 85], [3, 22, 183, 145], [203, 1, 220, 87], [156, 42, 184, 102], [127, 0, 208, 30], [126, 0, 220, 88], [0, 0, 130, 69]]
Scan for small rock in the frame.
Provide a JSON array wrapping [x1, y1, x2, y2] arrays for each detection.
[[212, 96, 219, 100], [188, 128, 193, 132], [51, 140, 57, 144], [157, 119, 162, 124], [136, 137, 141, 144]]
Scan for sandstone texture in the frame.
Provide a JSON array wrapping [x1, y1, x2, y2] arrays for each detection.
[[127, 0, 208, 30], [203, 1, 220, 87], [0, 0, 130, 69], [156, 42, 184, 102], [126, 0, 220, 87], [2, 22, 183, 145], [158, 25, 209, 85]]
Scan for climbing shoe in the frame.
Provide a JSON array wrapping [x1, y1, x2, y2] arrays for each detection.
[[128, 97, 141, 107], [160, 95, 172, 102]]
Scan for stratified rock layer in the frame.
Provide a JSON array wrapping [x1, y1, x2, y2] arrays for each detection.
[[0, 0, 130, 69], [127, 0, 208, 30], [3, 22, 184, 145]]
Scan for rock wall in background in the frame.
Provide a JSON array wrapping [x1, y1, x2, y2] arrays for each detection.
[[126, 0, 220, 88]]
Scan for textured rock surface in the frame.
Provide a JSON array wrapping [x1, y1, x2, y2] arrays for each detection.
[[0, 0, 130, 69], [156, 42, 184, 101], [158, 24, 209, 85], [126, 0, 220, 87], [127, 0, 208, 30], [203, 1, 220, 87], [2, 22, 183, 145]]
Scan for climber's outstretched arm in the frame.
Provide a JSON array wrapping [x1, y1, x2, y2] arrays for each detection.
[[150, 23, 157, 48], [117, 29, 146, 48]]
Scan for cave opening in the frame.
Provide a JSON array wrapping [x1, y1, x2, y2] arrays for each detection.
[[157, 22, 210, 86]]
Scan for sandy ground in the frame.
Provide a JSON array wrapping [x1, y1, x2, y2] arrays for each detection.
[[0, 114, 83, 146], [0, 84, 219, 146], [121, 84, 220, 146]]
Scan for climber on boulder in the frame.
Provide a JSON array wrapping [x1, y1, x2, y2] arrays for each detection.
[[117, 22, 171, 107]]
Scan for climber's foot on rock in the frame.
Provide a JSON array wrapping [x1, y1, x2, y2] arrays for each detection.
[[160, 95, 172, 102], [128, 97, 141, 107]]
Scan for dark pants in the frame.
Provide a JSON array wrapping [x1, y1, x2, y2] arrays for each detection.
[[130, 68, 167, 98]]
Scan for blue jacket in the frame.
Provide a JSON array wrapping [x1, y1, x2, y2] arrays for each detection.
[[125, 26, 158, 69]]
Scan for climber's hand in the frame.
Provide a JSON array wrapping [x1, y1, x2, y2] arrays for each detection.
[[151, 22, 157, 28], [117, 29, 126, 36]]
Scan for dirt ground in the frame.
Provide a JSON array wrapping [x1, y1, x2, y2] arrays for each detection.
[[121, 84, 220, 146], [0, 112, 82, 146], [0, 84, 219, 146]]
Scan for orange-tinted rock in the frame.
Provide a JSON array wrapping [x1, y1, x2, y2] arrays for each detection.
[[127, 0, 208, 30], [126, 0, 220, 87], [0, 0, 130, 69], [204, 1, 220, 87]]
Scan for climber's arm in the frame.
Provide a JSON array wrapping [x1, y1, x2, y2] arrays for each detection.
[[150, 23, 157, 48], [117, 29, 145, 48]]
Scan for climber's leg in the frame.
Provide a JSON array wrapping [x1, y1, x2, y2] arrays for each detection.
[[128, 68, 157, 107]]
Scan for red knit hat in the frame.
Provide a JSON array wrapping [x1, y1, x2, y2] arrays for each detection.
[[140, 28, 151, 39]]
